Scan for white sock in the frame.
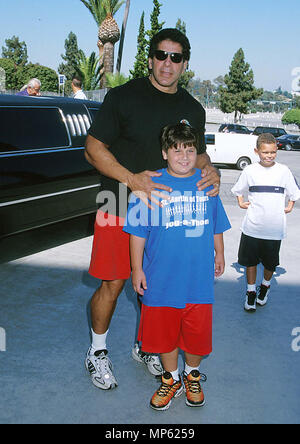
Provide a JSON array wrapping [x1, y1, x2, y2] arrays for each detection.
[[185, 364, 199, 375], [247, 284, 256, 292], [91, 329, 108, 352], [262, 279, 271, 287], [170, 369, 179, 381]]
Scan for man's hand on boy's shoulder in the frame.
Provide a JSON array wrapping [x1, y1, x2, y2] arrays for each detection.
[[127, 170, 172, 209], [197, 165, 221, 196]]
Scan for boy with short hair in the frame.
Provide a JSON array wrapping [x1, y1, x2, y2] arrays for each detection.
[[231, 133, 300, 311], [123, 123, 231, 410]]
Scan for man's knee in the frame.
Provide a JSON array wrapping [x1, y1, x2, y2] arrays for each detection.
[[98, 279, 126, 302]]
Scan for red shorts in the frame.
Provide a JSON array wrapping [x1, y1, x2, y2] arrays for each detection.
[[138, 303, 213, 356], [88, 210, 131, 280]]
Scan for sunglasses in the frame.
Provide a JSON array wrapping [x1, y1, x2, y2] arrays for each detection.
[[154, 50, 184, 64]]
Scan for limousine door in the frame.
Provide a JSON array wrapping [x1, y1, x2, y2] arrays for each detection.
[[0, 104, 100, 238]]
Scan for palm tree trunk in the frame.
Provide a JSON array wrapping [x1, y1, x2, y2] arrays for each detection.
[[97, 39, 105, 87], [116, 0, 130, 73], [102, 42, 114, 86]]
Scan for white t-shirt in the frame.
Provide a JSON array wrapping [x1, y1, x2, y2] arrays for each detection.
[[231, 162, 300, 240], [74, 90, 87, 100]]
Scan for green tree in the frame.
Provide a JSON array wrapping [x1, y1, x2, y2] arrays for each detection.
[[146, 0, 165, 48], [175, 18, 186, 35], [98, 0, 121, 84], [282, 108, 300, 129], [105, 72, 128, 87], [80, 0, 124, 85], [219, 48, 263, 121], [2, 35, 28, 66], [58, 32, 81, 80], [175, 18, 194, 90], [130, 0, 164, 79], [130, 12, 148, 79], [116, 0, 131, 73], [0, 58, 18, 89], [76, 50, 101, 90], [15, 63, 58, 92]]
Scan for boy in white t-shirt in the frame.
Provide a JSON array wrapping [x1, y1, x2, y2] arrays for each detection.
[[231, 133, 300, 311]]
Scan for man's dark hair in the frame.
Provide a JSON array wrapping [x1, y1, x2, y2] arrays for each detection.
[[72, 77, 83, 88], [256, 133, 277, 149], [149, 28, 191, 61], [161, 122, 200, 153]]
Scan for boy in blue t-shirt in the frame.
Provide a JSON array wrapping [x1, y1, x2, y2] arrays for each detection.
[[124, 123, 231, 411]]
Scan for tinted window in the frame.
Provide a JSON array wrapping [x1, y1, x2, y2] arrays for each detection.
[[0, 107, 70, 151]]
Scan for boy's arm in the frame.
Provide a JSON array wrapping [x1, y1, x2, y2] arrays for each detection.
[[285, 200, 295, 214], [231, 170, 249, 208], [130, 234, 147, 295], [236, 195, 250, 210], [214, 233, 225, 277]]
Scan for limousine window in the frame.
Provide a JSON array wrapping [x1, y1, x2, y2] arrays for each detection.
[[0, 107, 70, 152], [205, 134, 215, 145]]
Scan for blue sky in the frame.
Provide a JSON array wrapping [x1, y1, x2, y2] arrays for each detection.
[[1, 0, 300, 92]]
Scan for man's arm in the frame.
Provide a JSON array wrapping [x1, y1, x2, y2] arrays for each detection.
[[196, 152, 221, 196], [85, 135, 172, 208]]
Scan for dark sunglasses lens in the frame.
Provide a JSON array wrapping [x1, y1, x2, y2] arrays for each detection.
[[154, 50, 183, 63], [170, 53, 183, 63], [155, 50, 168, 61]]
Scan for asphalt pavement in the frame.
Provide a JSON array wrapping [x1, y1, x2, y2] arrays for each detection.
[[0, 164, 300, 425]]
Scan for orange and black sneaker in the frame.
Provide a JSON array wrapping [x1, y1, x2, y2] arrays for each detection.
[[182, 370, 205, 407], [150, 371, 183, 411]]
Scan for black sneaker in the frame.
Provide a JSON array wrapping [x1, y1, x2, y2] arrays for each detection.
[[244, 291, 256, 311], [256, 284, 270, 306]]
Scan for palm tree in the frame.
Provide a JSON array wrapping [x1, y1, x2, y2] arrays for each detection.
[[105, 72, 128, 87], [77, 50, 101, 90], [79, 0, 124, 84], [116, 0, 130, 73], [98, 0, 121, 85]]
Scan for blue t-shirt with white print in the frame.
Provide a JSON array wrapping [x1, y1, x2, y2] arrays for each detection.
[[123, 169, 231, 308]]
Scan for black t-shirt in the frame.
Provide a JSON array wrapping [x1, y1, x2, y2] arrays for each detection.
[[89, 77, 206, 217]]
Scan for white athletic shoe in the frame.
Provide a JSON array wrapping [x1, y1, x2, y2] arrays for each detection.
[[256, 284, 270, 306], [85, 347, 118, 390], [132, 342, 163, 376], [244, 291, 257, 312]]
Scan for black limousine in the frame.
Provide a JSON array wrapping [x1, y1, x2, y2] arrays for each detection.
[[0, 94, 102, 238]]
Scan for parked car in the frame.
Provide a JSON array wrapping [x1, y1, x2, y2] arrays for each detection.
[[218, 123, 252, 134], [0, 94, 102, 238], [205, 132, 258, 170], [252, 126, 287, 138], [276, 134, 300, 151]]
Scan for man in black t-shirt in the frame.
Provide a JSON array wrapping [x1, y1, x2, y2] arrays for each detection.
[[84, 28, 221, 390]]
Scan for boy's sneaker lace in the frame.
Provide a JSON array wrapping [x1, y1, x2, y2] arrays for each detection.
[[244, 291, 257, 312], [256, 284, 270, 306], [182, 370, 205, 407], [85, 347, 118, 390], [132, 342, 163, 376], [150, 371, 183, 411]]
